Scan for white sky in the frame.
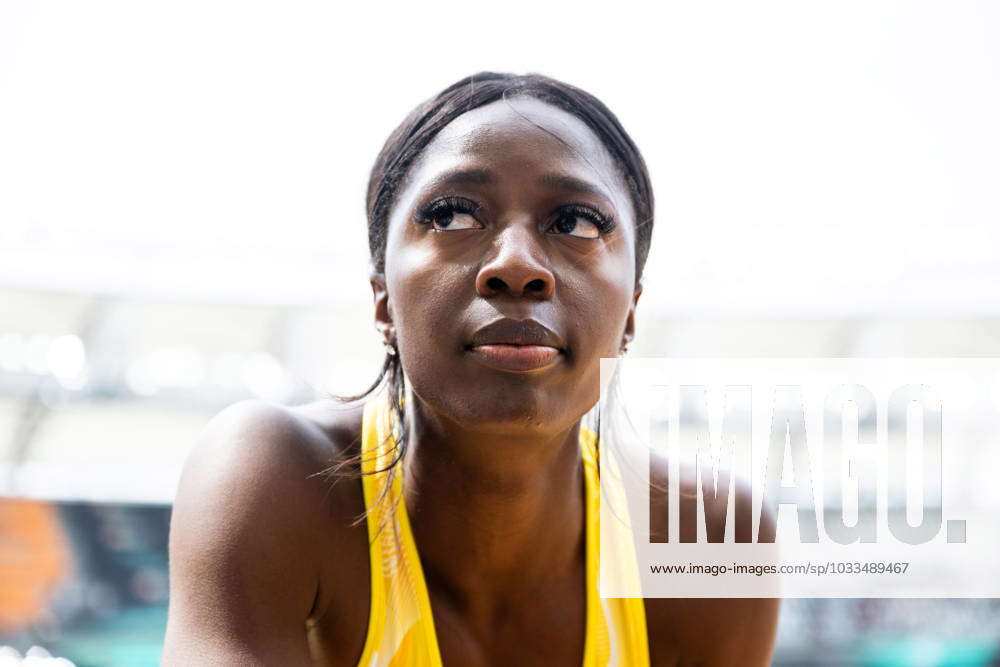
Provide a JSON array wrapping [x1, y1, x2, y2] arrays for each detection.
[[0, 1, 997, 314]]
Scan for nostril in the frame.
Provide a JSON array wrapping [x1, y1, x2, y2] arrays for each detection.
[[486, 276, 507, 292], [525, 279, 547, 293]]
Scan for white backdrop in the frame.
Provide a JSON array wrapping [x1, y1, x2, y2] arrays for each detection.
[[1, 0, 997, 314]]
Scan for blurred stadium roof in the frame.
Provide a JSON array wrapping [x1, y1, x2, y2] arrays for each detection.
[[1, 1, 997, 315]]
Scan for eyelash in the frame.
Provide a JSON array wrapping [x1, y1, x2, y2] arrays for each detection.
[[415, 196, 481, 229], [415, 197, 616, 236], [551, 204, 617, 236]]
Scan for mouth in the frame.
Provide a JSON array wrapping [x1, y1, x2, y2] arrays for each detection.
[[468, 344, 561, 372], [466, 318, 565, 373]]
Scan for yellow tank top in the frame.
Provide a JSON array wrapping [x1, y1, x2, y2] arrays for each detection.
[[356, 395, 650, 667]]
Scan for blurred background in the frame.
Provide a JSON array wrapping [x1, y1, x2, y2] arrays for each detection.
[[1, 1, 999, 665]]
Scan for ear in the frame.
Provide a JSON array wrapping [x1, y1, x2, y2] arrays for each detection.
[[621, 281, 643, 353], [370, 269, 395, 345]]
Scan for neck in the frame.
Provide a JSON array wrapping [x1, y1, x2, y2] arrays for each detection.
[[401, 396, 587, 618]]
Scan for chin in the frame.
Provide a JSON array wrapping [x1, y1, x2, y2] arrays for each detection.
[[424, 381, 574, 435]]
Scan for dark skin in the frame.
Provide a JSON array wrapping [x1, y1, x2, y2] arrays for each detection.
[[162, 98, 779, 665]]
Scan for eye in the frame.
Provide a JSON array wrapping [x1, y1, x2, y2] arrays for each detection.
[[547, 205, 615, 239], [415, 196, 483, 232]]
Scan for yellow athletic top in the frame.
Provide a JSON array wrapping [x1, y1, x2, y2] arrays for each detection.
[[356, 395, 650, 667]]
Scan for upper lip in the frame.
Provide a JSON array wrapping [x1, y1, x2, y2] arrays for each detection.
[[469, 318, 565, 350]]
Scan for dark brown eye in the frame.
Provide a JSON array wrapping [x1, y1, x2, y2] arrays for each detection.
[[416, 197, 483, 231], [547, 205, 614, 239], [551, 212, 601, 239]]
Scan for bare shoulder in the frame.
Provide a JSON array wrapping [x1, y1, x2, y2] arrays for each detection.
[[163, 398, 369, 665], [171, 397, 365, 534], [644, 451, 779, 666], [643, 596, 780, 666], [648, 452, 768, 543]]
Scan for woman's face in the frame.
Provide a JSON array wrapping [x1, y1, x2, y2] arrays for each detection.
[[374, 96, 641, 435]]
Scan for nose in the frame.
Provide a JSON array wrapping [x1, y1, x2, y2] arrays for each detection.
[[475, 225, 555, 300]]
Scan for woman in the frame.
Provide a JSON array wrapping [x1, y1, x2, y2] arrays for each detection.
[[162, 72, 780, 666]]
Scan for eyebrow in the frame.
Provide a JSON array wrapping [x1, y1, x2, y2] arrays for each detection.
[[426, 167, 494, 188], [537, 172, 612, 201], [426, 167, 613, 202]]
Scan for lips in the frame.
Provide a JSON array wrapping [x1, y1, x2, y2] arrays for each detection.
[[467, 318, 565, 372]]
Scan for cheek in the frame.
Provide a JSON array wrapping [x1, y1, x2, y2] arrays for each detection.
[[385, 243, 470, 355], [562, 255, 635, 357]]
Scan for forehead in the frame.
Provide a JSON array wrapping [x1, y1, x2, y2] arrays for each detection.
[[402, 97, 634, 220]]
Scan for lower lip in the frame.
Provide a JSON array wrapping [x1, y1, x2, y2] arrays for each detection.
[[468, 344, 561, 372]]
